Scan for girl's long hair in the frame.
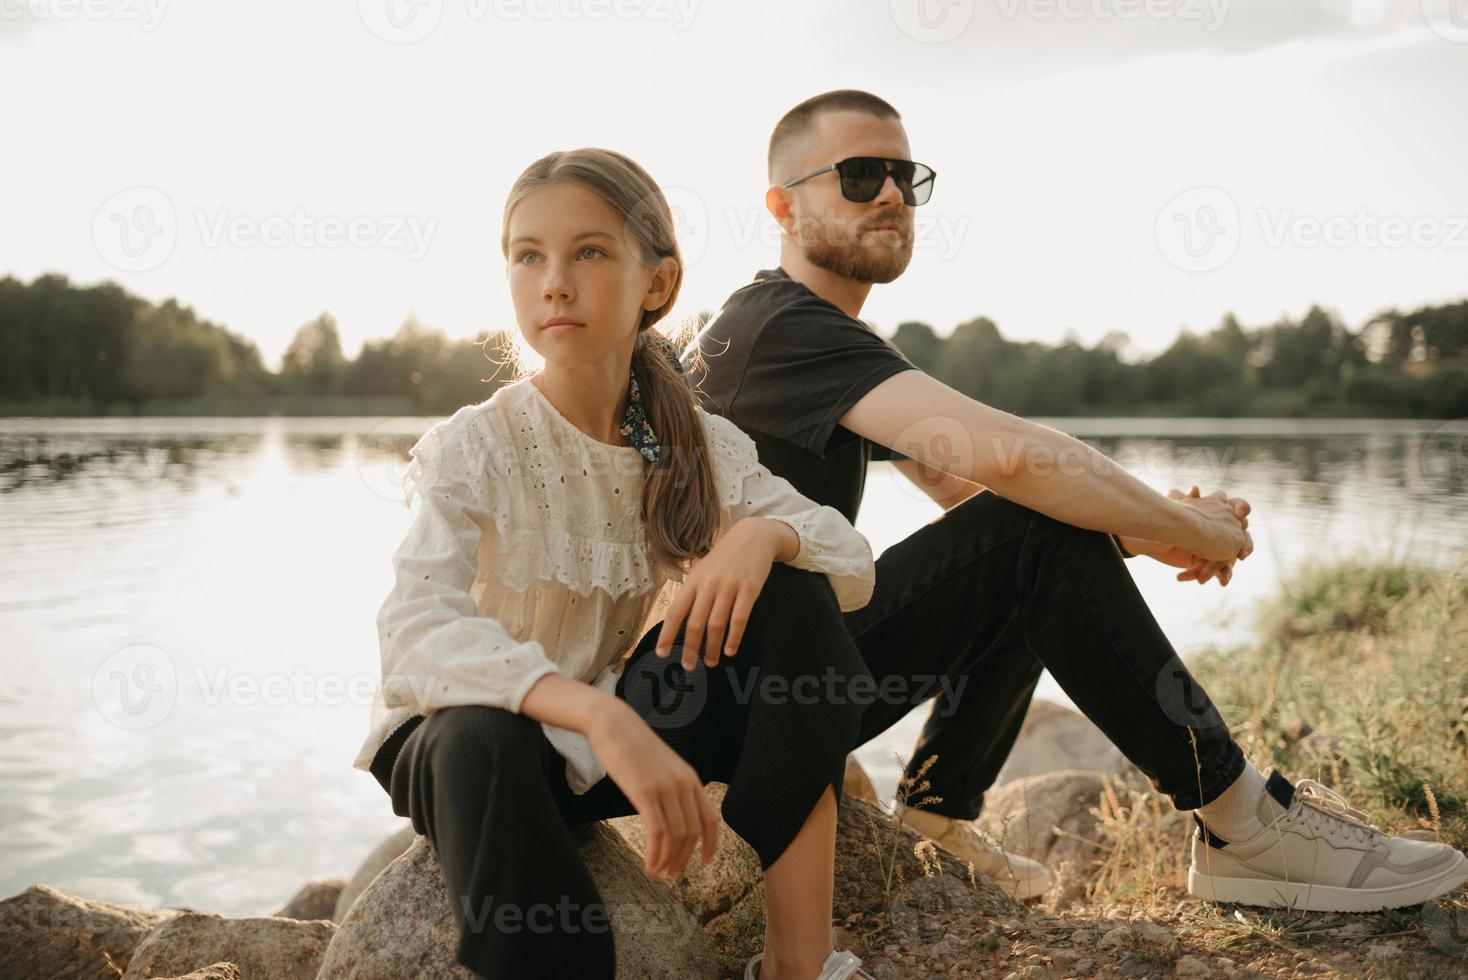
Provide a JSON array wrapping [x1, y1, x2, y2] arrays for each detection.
[[499, 148, 719, 576]]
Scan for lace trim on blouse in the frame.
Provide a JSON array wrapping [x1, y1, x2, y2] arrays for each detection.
[[399, 384, 786, 602]]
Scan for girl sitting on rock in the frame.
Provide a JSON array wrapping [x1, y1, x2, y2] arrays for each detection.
[[352, 147, 880, 980]]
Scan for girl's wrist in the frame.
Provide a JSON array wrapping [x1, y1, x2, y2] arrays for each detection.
[[745, 516, 798, 563], [583, 694, 637, 743]]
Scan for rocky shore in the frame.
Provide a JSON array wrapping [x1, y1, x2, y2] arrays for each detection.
[[4, 560, 1465, 978]]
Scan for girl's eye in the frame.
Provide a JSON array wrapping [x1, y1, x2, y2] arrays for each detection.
[[516, 250, 540, 265], [578, 245, 604, 260]]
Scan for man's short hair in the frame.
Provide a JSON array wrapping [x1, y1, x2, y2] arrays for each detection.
[[767, 89, 901, 184]]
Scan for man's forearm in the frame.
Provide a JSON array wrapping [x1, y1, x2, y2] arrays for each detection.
[[979, 417, 1202, 548]]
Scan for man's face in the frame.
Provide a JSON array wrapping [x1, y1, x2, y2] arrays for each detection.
[[778, 110, 916, 285]]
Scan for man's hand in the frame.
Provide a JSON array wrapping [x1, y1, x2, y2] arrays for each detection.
[[1118, 486, 1252, 586]]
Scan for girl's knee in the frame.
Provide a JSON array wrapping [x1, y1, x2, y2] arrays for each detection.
[[423, 705, 542, 776], [747, 562, 842, 631]]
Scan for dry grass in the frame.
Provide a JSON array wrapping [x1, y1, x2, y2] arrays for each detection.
[[753, 556, 1468, 977], [1045, 555, 1468, 973]]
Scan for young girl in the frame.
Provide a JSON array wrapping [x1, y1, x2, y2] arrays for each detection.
[[351, 148, 880, 980]]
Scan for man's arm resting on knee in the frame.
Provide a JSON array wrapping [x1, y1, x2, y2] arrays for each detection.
[[842, 370, 1204, 550], [890, 454, 986, 511]]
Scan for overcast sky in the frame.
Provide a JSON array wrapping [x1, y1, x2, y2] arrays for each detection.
[[5, 0, 1466, 370]]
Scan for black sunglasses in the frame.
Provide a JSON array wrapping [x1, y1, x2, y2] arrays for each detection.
[[782, 156, 937, 206]]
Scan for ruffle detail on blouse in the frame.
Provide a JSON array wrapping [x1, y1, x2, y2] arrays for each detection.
[[488, 521, 666, 599], [700, 409, 765, 510], [402, 397, 673, 601]]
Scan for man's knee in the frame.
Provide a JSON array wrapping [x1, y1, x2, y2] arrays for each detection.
[[938, 488, 1035, 539], [953, 490, 1114, 555]]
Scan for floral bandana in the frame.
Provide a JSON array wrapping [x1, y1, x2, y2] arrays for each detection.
[[619, 332, 688, 464]]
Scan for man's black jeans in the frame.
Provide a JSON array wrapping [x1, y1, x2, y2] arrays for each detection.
[[841, 488, 1246, 818]]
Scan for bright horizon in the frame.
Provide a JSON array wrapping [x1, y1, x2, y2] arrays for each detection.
[[4, 0, 1467, 372]]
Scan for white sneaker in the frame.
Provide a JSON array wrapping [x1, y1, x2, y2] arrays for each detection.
[[744, 944, 874, 979], [900, 806, 1055, 901], [1189, 768, 1468, 912]]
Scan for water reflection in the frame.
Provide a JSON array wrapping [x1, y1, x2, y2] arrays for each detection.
[[0, 416, 1464, 915]]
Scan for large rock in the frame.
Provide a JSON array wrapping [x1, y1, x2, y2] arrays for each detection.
[[273, 878, 344, 921], [121, 913, 334, 980], [844, 754, 878, 804], [994, 700, 1131, 785], [977, 769, 1144, 900], [155, 964, 241, 980], [610, 782, 762, 927], [0, 883, 187, 980], [332, 823, 418, 923], [612, 782, 1019, 976], [317, 826, 716, 979]]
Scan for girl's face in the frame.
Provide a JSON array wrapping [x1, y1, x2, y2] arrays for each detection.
[[505, 181, 675, 370]]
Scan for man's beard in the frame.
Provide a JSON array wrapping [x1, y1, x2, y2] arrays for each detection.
[[801, 223, 914, 285]]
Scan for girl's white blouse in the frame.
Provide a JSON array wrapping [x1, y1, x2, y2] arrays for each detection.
[[352, 374, 877, 794]]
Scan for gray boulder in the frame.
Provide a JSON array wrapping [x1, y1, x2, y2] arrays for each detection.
[[332, 823, 418, 923], [155, 964, 241, 980], [977, 769, 1145, 900], [0, 883, 187, 980], [613, 781, 1019, 975], [120, 912, 334, 980], [317, 826, 716, 979], [994, 700, 1132, 785], [845, 753, 879, 804], [273, 878, 344, 922]]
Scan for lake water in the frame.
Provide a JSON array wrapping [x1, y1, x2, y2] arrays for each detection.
[[2, 415, 1465, 916]]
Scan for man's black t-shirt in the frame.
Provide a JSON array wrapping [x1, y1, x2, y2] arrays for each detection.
[[679, 266, 920, 526]]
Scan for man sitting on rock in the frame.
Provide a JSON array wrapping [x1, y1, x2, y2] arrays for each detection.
[[678, 88, 1468, 912]]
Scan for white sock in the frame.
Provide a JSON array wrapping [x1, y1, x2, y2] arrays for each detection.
[[1196, 762, 1270, 842]]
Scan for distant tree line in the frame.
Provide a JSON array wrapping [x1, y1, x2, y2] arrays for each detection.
[[890, 302, 1468, 418], [0, 274, 515, 415], [2, 272, 1466, 418]]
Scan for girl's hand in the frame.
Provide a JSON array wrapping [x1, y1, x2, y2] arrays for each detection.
[[586, 700, 719, 878], [654, 516, 791, 671]]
